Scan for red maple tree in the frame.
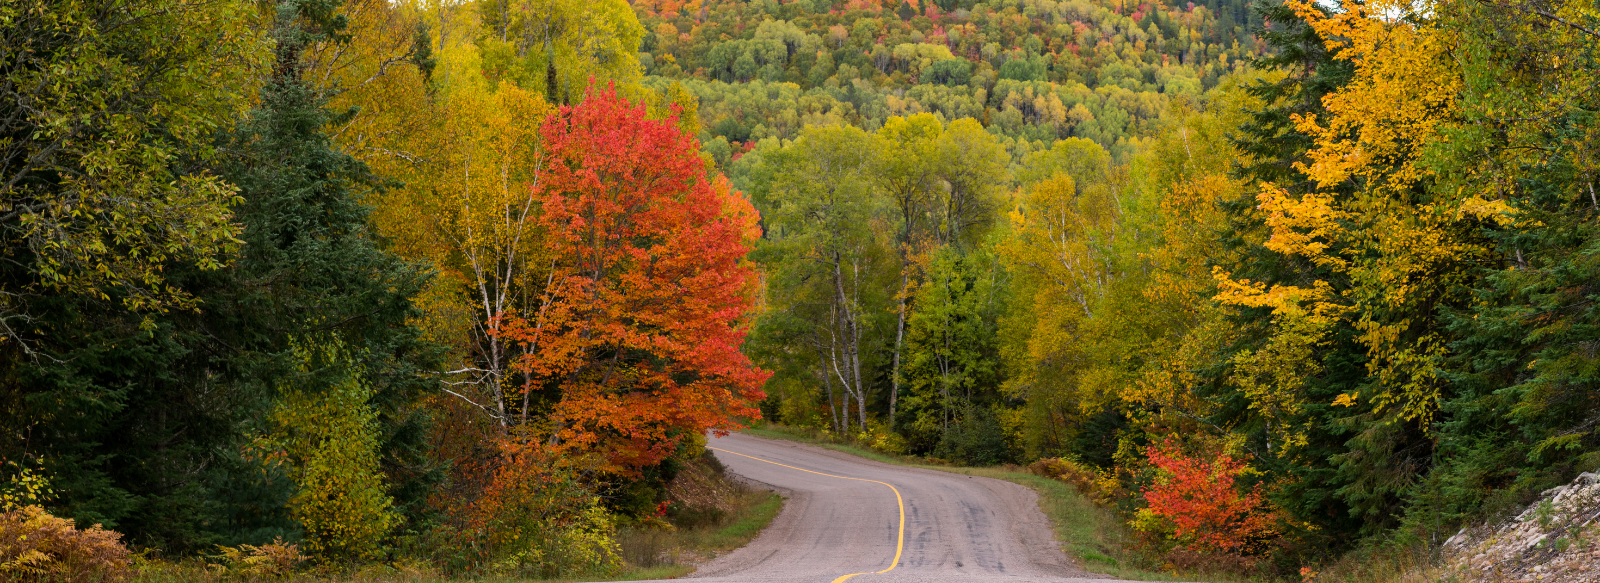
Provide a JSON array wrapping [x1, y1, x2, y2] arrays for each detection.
[[492, 85, 769, 474], [1141, 439, 1278, 555]]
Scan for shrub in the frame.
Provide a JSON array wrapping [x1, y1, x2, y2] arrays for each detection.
[[210, 538, 305, 577], [1027, 457, 1121, 504], [489, 504, 621, 578], [856, 421, 907, 455], [0, 505, 131, 583], [471, 441, 622, 578], [267, 338, 400, 563], [0, 461, 52, 512], [1132, 440, 1278, 558]]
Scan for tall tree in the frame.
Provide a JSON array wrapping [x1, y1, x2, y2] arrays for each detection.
[[901, 245, 1007, 458], [750, 125, 894, 433], [0, 0, 440, 553], [494, 86, 768, 474], [873, 114, 942, 429], [216, 0, 440, 547], [0, 0, 260, 350]]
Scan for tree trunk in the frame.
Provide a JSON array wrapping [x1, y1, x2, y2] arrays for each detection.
[[890, 270, 907, 428], [824, 364, 840, 433]]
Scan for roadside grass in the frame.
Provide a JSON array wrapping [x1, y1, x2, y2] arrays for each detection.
[[738, 424, 1200, 582], [1300, 545, 1440, 583], [608, 487, 784, 581]]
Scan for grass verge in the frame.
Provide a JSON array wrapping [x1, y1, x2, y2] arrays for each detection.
[[738, 424, 1194, 582], [602, 450, 786, 581]]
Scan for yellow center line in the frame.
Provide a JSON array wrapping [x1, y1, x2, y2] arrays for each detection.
[[707, 446, 905, 583]]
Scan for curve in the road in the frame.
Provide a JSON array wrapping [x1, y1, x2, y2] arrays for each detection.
[[619, 431, 1125, 583], [708, 446, 905, 583]]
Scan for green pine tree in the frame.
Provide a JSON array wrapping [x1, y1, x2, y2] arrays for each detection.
[[216, 0, 441, 552], [897, 0, 916, 20]]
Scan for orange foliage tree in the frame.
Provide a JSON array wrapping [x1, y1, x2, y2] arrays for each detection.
[[493, 85, 769, 474], [1134, 440, 1278, 556]]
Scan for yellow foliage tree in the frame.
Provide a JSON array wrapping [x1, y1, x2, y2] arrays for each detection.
[[270, 338, 400, 562], [1215, 0, 1515, 441]]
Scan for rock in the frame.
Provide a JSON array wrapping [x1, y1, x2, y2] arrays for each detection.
[[1437, 471, 1600, 582]]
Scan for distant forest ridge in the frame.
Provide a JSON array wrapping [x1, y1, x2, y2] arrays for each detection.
[[622, 0, 1264, 161]]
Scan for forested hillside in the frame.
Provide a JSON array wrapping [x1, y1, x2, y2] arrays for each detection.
[[631, 0, 1261, 160], [2, 0, 1599, 581]]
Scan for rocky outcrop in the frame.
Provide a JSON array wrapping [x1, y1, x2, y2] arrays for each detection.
[[1439, 472, 1600, 582]]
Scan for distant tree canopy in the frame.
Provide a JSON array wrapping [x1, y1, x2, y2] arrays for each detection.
[[631, 0, 1262, 161]]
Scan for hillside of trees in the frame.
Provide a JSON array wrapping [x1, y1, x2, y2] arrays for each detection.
[[628, 0, 1263, 161], [3, 0, 1599, 580]]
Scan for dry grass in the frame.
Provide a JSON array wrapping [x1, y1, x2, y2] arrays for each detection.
[[612, 453, 785, 578], [1301, 545, 1443, 583]]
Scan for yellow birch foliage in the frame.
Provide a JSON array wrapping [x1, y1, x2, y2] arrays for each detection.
[[1216, 0, 1515, 438], [1109, 98, 1253, 433], [1125, 173, 1243, 421], [270, 338, 400, 562], [1001, 172, 1119, 412], [315, 0, 484, 359], [324, 3, 559, 425]]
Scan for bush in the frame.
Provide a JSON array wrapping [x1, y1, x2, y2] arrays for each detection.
[[469, 441, 623, 579], [0, 505, 131, 583], [0, 461, 52, 512], [489, 504, 621, 578], [267, 339, 400, 563], [210, 539, 305, 577], [1132, 440, 1278, 560], [856, 421, 907, 455], [1027, 457, 1121, 505]]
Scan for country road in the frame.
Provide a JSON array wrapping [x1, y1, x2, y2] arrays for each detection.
[[626, 432, 1136, 583]]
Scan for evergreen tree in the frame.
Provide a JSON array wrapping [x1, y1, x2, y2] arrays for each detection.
[[1214, 0, 1374, 550], [215, 0, 440, 543], [897, 0, 916, 20], [0, 0, 441, 553], [1234, 0, 1353, 190], [1422, 0, 1600, 536]]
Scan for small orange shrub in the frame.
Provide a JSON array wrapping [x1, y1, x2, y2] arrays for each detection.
[[0, 505, 131, 582], [1133, 440, 1278, 557]]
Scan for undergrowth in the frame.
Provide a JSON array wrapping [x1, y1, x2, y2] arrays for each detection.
[[123, 452, 784, 583], [610, 461, 783, 581]]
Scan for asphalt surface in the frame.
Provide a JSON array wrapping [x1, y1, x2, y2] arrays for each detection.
[[627, 432, 1124, 583]]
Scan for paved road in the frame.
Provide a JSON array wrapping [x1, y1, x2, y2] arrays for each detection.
[[632, 432, 1122, 583]]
